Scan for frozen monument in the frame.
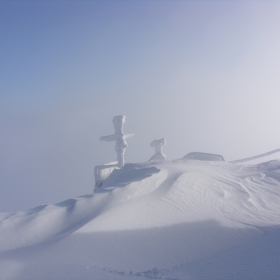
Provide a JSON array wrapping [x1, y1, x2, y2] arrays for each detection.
[[100, 115, 135, 168], [149, 138, 166, 161], [94, 115, 134, 188]]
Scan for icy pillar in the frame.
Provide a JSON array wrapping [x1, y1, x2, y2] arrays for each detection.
[[149, 138, 166, 161], [100, 115, 135, 168]]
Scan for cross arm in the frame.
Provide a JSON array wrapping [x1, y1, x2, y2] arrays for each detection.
[[125, 134, 135, 139], [100, 134, 117, 142]]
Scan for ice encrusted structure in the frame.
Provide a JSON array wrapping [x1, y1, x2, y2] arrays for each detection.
[[183, 152, 224, 161], [149, 138, 166, 161], [94, 161, 119, 188], [94, 115, 134, 189], [100, 115, 135, 168]]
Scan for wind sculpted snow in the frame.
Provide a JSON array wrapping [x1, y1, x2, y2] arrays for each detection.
[[1, 160, 280, 279]]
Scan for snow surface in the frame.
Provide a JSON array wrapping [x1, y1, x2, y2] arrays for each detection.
[[1, 159, 280, 279]]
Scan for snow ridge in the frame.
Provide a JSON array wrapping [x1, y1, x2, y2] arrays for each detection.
[[230, 148, 280, 163]]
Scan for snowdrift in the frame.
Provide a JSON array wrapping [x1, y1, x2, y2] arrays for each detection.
[[1, 159, 280, 279]]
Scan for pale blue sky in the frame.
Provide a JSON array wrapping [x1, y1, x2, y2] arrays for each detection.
[[1, 0, 280, 212]]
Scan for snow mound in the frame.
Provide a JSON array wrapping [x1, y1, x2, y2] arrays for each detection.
[[1, 159, 280, 279]]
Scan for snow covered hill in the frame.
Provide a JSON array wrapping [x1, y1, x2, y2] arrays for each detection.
[[1, 159, 280, 280]]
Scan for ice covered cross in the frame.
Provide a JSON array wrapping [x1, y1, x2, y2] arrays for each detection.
[[100, 115, 135, 168]]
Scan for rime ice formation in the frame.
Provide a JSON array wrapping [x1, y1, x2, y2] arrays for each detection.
[[149, 138, 166, 161], [183, 152, 225, 161], [100, 115, 135, 168], [94, 161, 119, 188], [94, 116, 134, 189]]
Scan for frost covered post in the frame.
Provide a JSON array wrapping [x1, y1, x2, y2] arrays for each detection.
[[100, 115, 134, 168], [149, 138, 166, 161]]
